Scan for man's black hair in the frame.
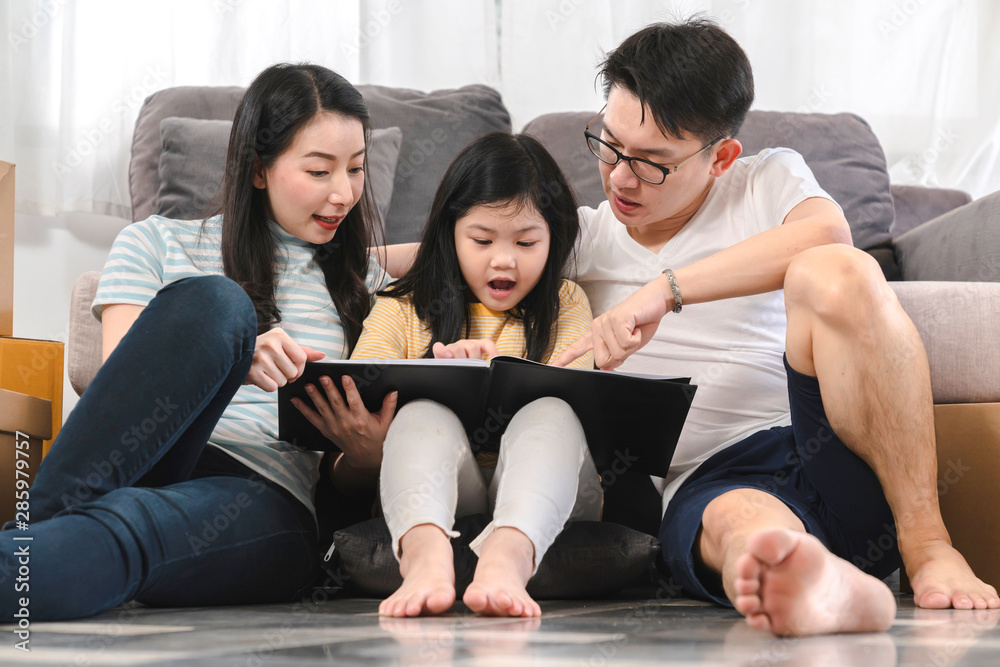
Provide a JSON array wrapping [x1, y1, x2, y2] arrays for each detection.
[[598, 18, 755, 143]]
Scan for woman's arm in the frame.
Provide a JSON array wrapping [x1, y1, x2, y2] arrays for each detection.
[[101, 304, 145, 362], [375, 242, 419, 278]]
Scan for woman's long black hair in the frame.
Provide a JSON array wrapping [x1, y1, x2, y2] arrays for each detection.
[[217, 63, 382, 351], [383, 132, 578, 362]]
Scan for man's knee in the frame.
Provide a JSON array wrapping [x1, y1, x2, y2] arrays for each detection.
[[784, 245, 890, 324], [700, 488, 798, 548]]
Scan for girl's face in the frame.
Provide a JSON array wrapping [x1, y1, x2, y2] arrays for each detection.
[[454, 202, 551, 312], [253, 111, 366, 245]]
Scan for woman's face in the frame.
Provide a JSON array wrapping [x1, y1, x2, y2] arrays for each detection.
[[253, 111, 366, 245], [454, 202, 551, 312]]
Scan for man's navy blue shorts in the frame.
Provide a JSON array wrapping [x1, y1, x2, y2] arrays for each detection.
[[659, 355, 902, 605]]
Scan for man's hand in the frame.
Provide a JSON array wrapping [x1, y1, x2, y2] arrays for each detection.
[[432, 338, 500, 360], [291, 374, 397, 471], [554, 275, 672, 370], [245, 328, 326, 391]]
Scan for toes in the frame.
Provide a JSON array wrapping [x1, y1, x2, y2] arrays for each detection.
[[745, 612, 772, 634], [953, 595, 974, 610], [917, 589, 952, 609], [735, 593, 761, 617]]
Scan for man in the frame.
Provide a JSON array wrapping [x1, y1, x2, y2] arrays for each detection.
[[554, 18, 998, 636]]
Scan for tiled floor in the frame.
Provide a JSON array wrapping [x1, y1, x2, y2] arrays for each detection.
[[2, 594, 1000, 666]]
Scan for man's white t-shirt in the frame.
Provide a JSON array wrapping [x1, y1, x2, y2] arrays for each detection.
[[571, 148, 838, 514]]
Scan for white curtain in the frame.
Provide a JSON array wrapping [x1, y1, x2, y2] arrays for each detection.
[[499, 0, 1000, 199], [2, 0, 998, 218], [0, 0, 497, 218]]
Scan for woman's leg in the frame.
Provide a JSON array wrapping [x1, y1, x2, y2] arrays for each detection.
[[0, 470, 318, 621], [464, 397, 602, 617], [378, 400, 486, 617], [21, 275, 257, 523]]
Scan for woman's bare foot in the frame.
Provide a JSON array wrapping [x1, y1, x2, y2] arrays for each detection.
[[463, 527, 541, 617], [378, 524, 456, 617], [905, 539, 1000, 610], [732, 528, 896, 636]]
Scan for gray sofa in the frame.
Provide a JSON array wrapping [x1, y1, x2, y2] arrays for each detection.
[[68, 84, 1000, 413]]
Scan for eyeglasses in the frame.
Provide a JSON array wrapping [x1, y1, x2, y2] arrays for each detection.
[[584, 105, 725, 185]]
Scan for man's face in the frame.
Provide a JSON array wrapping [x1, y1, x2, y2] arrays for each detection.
[[597, 86, 720, 234]]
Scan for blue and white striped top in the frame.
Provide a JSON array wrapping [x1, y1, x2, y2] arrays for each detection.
[[93, 214, 388, 517]]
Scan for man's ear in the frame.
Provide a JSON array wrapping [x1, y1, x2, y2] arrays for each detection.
[[709, 138, 743, 177], [252, 157, 267, 189]]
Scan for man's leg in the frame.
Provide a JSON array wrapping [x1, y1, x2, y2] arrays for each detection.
[[781, 244, 998, 610]]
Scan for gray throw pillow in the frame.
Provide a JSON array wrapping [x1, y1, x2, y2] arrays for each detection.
[[356, 84, 513, 244], [329, 515, 661, 599], [154, 117, 402, 227]]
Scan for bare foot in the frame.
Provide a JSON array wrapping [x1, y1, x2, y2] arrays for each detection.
[[732, 528, 896, 636], [463, 527, 541, 617], [905, 539, 1000, 610], [378, 524, 456, 617]]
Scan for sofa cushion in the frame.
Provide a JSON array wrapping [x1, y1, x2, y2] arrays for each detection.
[[358, 84, 512, 243], [523, 111, 606, 209], [890, 184, 972, 239], [154, 118, 402, 225], [894, 190, 1000, 282], [330, 515, 660, 599], [891, 281, 1000, 404]]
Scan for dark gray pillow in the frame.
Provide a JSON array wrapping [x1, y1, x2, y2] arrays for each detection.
[[357, 85, 513, 244], [894, 189, 1000, 281], [329, 515, 661, 599], [154, 117, 402, 225]]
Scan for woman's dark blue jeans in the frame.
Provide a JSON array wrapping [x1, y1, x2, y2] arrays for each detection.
[[0, 276, 319, 621]]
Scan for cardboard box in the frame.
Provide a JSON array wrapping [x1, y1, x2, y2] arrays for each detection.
[[0, 337, 64, 455], [902, 402, 1000, 592], [0, 161, 13, 337], [0, 388, 51, 526]]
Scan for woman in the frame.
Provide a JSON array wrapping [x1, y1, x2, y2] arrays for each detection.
[[0, 63, 394, 620]]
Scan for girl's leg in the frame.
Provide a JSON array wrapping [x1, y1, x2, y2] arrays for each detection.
[[378, 400, 486, 617], [465, 397, 602, 617], [20, 275, 256, 524], [0, 470, 318, 621]]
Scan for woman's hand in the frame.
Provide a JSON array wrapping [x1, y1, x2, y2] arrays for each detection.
[[291, 374, 397, 472], [245, 328, 326, 392], [432, 338, 500, 360]]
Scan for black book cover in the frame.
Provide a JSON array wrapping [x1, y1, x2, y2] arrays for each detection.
[[277, 356, 696, 477]]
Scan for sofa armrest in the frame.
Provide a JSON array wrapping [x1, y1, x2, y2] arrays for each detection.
[[890, 184, 971, 239], [894, 190, 1000, 281], [68, 271, 103, 397], [891, 281, 1000, 403]]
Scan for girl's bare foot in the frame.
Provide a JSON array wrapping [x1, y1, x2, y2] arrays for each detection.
[[732, 528, 896, 636], [379, 524, 456, 617], [463, 527, 541, 617]]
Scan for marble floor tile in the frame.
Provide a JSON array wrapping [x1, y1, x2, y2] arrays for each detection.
[[2, 595, 1000, 666]]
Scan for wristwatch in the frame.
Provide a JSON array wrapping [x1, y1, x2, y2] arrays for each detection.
[[662, 268, 683, 314]]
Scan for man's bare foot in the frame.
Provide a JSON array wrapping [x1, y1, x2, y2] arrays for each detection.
[[905, 539, 1000, 610], [379, 524, 456, 617], [463, 527, 541, 617], [732, 528, 896, 636]]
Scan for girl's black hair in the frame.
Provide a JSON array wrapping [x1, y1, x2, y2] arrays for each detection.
[[383, 132, 578, 362], [217, 62, 382, 351]]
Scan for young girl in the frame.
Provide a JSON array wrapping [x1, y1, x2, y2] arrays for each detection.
[[348, 132, 602, 618], [0, 63, 395, 620]]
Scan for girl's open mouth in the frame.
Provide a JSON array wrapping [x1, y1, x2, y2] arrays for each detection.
[[488, 279, 516, 297]]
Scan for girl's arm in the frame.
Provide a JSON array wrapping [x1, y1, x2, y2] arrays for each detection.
[[101, 304, 144, 362], [546, 281, 596, 369], [374, 242, 420, 278]]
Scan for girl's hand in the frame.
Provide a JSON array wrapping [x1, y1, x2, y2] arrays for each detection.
[[245, 328, 326, 392], [432, 338, 500, 360], [291, 374, 398, 471]]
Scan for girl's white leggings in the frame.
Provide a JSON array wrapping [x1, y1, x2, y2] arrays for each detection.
[[379, 397, 603, 573]]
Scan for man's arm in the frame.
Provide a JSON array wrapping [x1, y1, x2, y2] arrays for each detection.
[[554, 197, 851, 369]]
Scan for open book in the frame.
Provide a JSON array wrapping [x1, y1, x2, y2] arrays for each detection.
[[277, 356, 696, 477]]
